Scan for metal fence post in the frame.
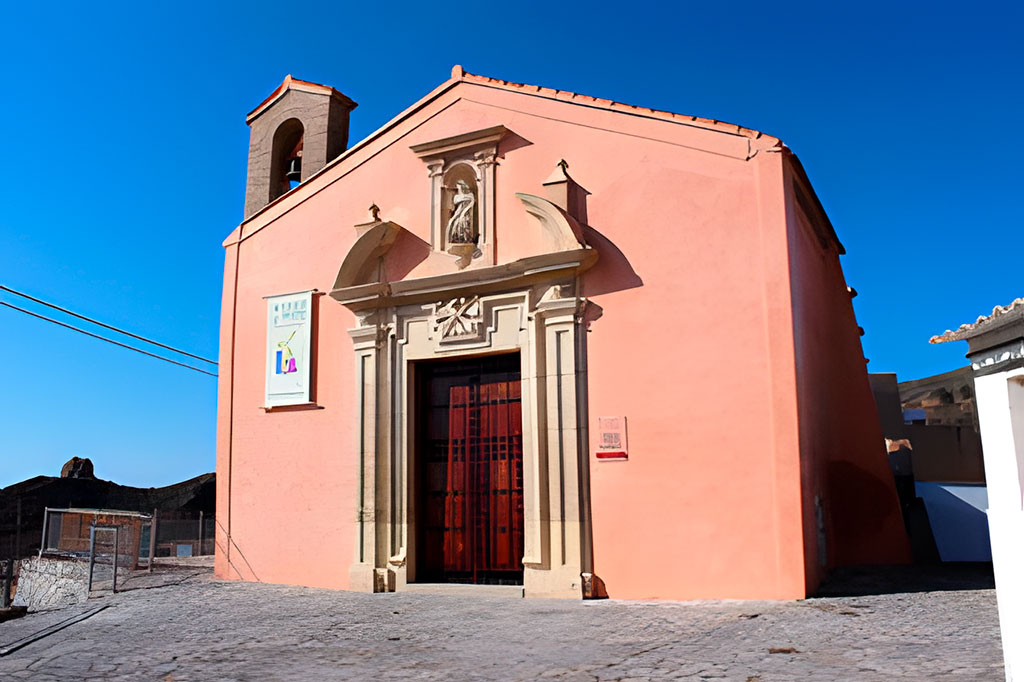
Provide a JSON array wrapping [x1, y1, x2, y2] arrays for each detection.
[[38, 508, 49, 558], [87, 524, 96, 593], [15, 497, 22, 559], [112, 526, 119, 594], [147, 509, 158, 573], [2, 559, 12, 608]]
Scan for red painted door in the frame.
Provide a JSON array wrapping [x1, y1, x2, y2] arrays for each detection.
[[418, 354, 524, 584]]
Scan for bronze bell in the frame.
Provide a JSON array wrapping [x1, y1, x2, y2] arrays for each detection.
[[285, 156, 302, 183]]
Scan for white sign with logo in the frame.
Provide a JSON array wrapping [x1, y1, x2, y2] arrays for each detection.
[[265, 291, 313, 407]]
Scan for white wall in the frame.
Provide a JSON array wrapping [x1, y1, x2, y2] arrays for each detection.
[[914, 482, 991, 561], [975, 367, 1024, 682]]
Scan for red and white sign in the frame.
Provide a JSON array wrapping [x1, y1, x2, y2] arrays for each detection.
[[596, 416, 628, 460]]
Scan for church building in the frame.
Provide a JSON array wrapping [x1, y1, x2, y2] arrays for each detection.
[[215, 67, 910, 599]]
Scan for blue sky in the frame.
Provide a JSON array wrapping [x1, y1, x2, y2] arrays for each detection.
[[1, 1, 1020, 488]]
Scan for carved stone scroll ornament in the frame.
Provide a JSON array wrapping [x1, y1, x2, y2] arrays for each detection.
[[433, 296, 481, 339]]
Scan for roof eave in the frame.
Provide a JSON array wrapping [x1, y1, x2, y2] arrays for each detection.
[[931, 298, 1024, 345], [246, 74, 357, 125]]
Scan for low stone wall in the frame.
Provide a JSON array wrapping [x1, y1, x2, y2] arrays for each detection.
[[13, 556, 90, 611]]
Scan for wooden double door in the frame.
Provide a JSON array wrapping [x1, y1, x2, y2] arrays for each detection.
[[416, 353, 524, 585]]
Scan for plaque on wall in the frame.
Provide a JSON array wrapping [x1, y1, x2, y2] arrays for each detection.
[[264, 291, 314, 407], [595, 416, 628, 460]]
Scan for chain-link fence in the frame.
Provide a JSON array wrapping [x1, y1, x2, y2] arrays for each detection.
[[1, 501, 215, 562], [4, 506, 215, 610], [40, 508, 151, 569], [86, 525, 128, 592], [4, 506, 214, 607], [36, 508, 214, 563], [153, 511, 214, 557], [1, 558, 14, 607], [0, 495, 30, 559]]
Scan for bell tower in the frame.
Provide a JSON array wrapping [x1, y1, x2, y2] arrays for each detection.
[[243, 75, 358, 218]]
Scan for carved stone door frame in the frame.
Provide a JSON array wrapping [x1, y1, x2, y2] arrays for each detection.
[[343, 279, 596, 598]]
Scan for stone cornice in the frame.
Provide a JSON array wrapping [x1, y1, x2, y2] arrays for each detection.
[[330, 249, 597, 312], [409, 125, 510, 160]]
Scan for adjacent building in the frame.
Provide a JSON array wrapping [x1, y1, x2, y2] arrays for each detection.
[[932, 299, 1024, 681], [870, 369, 989, 562], [215, 67, 909, 600]]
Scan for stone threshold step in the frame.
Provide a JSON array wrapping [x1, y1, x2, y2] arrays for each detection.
[[400, 583, 524, 598]]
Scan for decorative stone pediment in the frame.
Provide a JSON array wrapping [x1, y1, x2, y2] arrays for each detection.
[[332, 220, 405, 290], [409, 125, 509, 161], [410, 126, 511, 269], [515, 193, 589, 252], [329, 194, 597, 313]]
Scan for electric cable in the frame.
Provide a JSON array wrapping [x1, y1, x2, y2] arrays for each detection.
[[0, 284, 217, 365], [0, 301, 218, 378]]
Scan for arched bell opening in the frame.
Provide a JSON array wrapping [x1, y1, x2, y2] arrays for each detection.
[[270, 118, 305, 201]]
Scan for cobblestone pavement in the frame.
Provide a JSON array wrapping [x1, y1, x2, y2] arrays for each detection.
[[0, 565, 1004, 681]]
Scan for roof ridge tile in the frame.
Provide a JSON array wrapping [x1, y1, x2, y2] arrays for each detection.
[[459, 68, 765, 140], [931, 297, 1024, 344]]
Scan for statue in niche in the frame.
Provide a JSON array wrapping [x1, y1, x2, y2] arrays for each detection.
[[445, 179, 477, 245]]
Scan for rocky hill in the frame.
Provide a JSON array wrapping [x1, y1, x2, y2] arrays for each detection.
[[0, 458, 214, 558]]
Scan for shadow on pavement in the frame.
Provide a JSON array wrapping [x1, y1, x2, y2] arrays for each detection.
[[813, 563, 995, 597]]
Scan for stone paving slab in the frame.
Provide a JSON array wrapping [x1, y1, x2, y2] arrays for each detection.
[[0, 567, 1004, 681]]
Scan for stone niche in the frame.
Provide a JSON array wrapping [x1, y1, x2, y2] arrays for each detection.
[[440, 164, 480, 262], [410, 125, 509, 269]]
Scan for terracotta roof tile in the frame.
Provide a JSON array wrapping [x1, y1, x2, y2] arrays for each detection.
[[458, 68, 768, 141], [930, 298, 1024, 343], [246, 74, 356, 123]]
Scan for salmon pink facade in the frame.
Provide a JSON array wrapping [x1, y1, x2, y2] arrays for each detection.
[[215, 67, 910, 600]]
